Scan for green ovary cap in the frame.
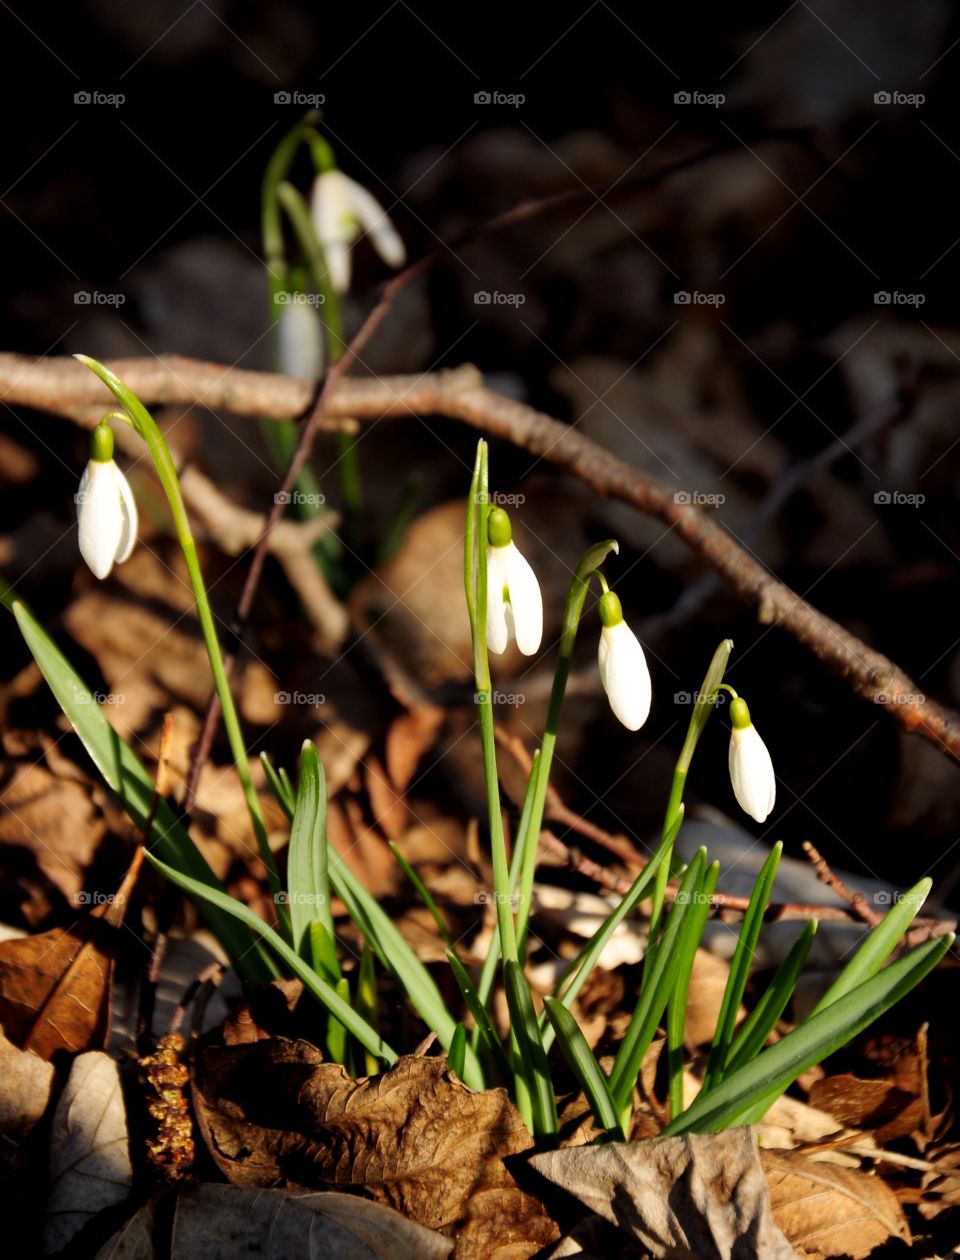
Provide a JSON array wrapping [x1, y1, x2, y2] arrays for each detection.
[[599, 589, 623, 628], [90, 421, 114, 463], [487, 506, 512, 547], [730, 696, 752, 729]]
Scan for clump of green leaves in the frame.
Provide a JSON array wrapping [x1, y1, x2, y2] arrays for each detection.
[[1, 409, 950, 1145]]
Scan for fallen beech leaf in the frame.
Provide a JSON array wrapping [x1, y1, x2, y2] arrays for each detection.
[[386, 706, 444, 794], [97, 1185, 452, 1259], [193, 1043, 558, 1259], [529, 1127, 797, 1259], [45, 1051, 132, 1255], [761, 1149, 911, 1258], [0, 850, 141, 1059], [0, 1025, 56, 1144], [809, 1072, 923, 1144]]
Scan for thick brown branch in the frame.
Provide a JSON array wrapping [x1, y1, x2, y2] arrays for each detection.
[[3, 350, 957, 763]]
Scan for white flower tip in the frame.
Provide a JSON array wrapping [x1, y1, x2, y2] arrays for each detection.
[[728, 724, 776, 824], [77, 459, 137, 580], [599, 621, 651, 731]]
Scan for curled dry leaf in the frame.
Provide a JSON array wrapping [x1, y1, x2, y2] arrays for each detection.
[[529, 1127, 797, 1260], [761, 1149, 911, 1258], [96, 1185, 451, 1260], [192, 1041, 558, 1259], [0, 850, 141, 1060], [45, 1050, 132, 1256]]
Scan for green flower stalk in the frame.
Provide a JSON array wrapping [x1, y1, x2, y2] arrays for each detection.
[[74, 356, 283, 911]]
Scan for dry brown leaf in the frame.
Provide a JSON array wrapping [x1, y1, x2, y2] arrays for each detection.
[[193, 1042, 558, 1259], [529, 1127, 797, 1259], [386, 706, 445, 794], [97, 1185, 452, 1259], [809, 1072, 923, 1144], [364, 755, 410, 842], [0, 851, 141, 1060], [0, 748, 105, 908], [45, 1050, 132, 1255], [762, 1148, 911, 1258], [0, 1025, 56, 1142]]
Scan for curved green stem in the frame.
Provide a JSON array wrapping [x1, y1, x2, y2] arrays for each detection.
[[75, 356, 283, 913]]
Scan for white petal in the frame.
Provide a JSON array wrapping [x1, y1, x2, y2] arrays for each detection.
[[598, 621, 651, 731], [77, 460, 124, 580], [485, 546, 510, 654], [503, 542, 542, 655], [113, 463, 138, 564], [346, 179, 406, 269], [728, 725, 776, 823], [277, 301, 325, 378], [311, 171, 357, 293]]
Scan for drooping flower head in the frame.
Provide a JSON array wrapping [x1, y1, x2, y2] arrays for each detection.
[[727, 695, 776, 823], [76, 421, 138, 580], [485, 507, 543, 656], [276, 295, 325, 380], [597, 589, 651, 731], [310, 169, 406, 295]]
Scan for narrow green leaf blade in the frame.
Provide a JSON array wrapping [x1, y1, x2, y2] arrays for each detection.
[[545, 997, 623, 1139], [703, 842, 782, 1090], [287, 741, 333, 955], [812, 877, 932, 1015], [446, 949, 511, 1086], [667, 860, 719, 1118], [723, 919, 818, 1075], [664, 932, 952, 1135], [2, 586, 272, 980], [145, 850, 398, 1065], [504, 959, 558, 1138], [609, 848, 707, 1110], [327, 847, 484, 1090]]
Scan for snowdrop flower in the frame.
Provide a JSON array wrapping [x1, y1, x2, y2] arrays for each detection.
[[597, 590, 651, 731], [728, 696, 776, 823], [310, 169, 406, 295], [486, 507, 542, 655], [276, 295, 325, 379], [76, 422, 137, 580]]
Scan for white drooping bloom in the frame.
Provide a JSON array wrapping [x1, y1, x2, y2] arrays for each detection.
[[728, 697, 776, 823], [310, 169, 406, 294], [276, 297, 325, 379], [76, 428, 138, 580], [485, 508, 542, 655], [597, 591, 651, 731]]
